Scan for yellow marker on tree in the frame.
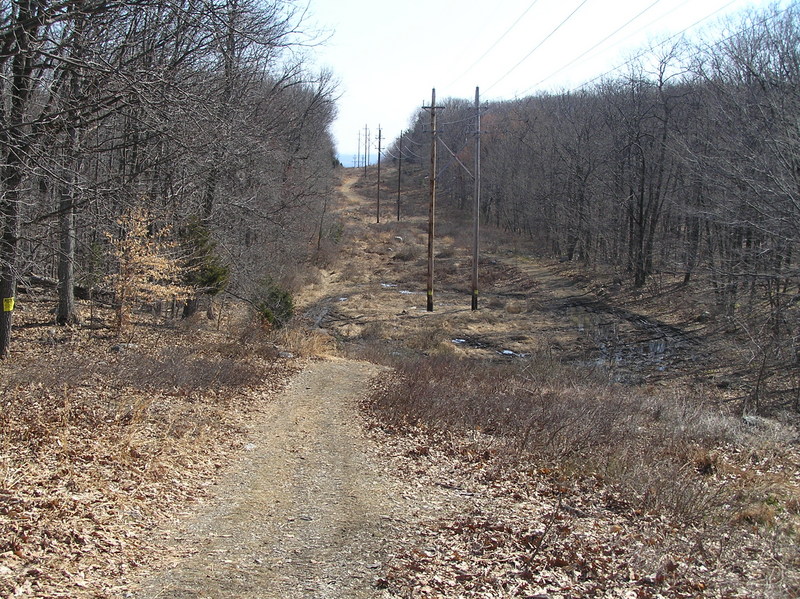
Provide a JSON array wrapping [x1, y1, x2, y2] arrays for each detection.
[[2, 297, 13, 312]]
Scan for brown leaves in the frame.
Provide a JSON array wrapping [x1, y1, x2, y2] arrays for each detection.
[[368, 421, 799, 599], [105, 206, 191, 332], [0, 300, 296, 598]]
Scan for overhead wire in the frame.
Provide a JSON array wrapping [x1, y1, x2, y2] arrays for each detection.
[[437, 135, 476, 180], [388, 0, 786, 158], [429, 1, 783, 175], [470, 2, 793, 132], [437, 0, 601, 156], [446, 0, 544, 88], [486, 0, 591, 94], [440, 112, 480, 128], [518, 0, 664, 94], [372, 3, 621, 150], [388, 143, 428, 161], [574, 0, 743, 90], [567, 0, 696, 72]]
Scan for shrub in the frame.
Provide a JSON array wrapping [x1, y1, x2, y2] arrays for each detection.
[[393, 245, 419, 262], [253, 277, 294, 328], [181, 219, 230, 296], [364, 353, 741, 523]]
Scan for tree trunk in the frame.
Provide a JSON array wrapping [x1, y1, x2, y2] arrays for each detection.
[[57, 179, 78, 325], [183, 297, 199, 318], [0, 180, 20, 358], [0, 4, 36, 357], [57, 124, 81, 325]]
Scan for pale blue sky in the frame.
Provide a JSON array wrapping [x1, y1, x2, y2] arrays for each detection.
[[306, 0, 784, 165]]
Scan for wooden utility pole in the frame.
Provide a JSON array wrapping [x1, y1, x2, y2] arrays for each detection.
[[357, 129, 361, 168], [363, 124, 369, 177], [424, 89, 443, 312], [397, 131, 403, 221], [376, 125, 382, 223], [472, 86, 482, 310]]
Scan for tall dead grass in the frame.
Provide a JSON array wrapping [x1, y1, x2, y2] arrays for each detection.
[[364, 353, 777, 523], [271, 324, 338, 357]]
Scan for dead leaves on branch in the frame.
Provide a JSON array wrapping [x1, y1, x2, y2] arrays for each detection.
[[105, 206, 192, 332]]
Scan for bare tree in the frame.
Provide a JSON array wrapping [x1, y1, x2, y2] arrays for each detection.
[[1, 0, 338, 355]]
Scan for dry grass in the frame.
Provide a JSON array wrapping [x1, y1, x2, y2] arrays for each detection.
[[364, 352, 800, 596], [392, 245, 420, 262], [271, 324, 338, 357], [403, 318, 454, 353], [365, 351, 799, 526], [6, 346, 265, 394]]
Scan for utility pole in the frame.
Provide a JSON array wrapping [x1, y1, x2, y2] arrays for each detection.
[[397, 131, 403, 221], [376, 125, 382, 223], [364, 124, 369, 177], [357, 129, 361, 169], [424, 89, 443, 312], [472, 87, 482, 311]]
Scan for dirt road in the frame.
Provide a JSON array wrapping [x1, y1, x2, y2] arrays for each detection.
[[135, 358, 403, 599]]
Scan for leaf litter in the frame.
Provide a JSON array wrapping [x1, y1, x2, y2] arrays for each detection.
[[364, 422, 799, 598], [3, 171, 800, 598], [0, 300, 296, 598]]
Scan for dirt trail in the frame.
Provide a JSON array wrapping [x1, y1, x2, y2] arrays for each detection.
[[135, 358, 403, 598], [131, 171, 699, 599]]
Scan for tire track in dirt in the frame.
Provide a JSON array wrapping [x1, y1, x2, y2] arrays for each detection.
[[135, 358, 403, 598]]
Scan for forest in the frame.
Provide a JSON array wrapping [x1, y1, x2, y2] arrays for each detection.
[[3, 1, 800, 407], [0, 0, 338, 357], [2, 3, 800, 596], [393, 3, 800, 412]]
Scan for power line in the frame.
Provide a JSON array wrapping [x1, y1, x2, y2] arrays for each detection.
[[391, 146, 428, 161], [569, 0, 696, 71], [486, 0, 591, 94], [519, 0, 664, 94], [474, 3, 795, 124], [402, 134, 426, 147], [437, 136, 474, 180], [440, 112, 480, 128], [397, 0, 796, 175], [574, 0, 751, 91], [446, 0, 544, 88]]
